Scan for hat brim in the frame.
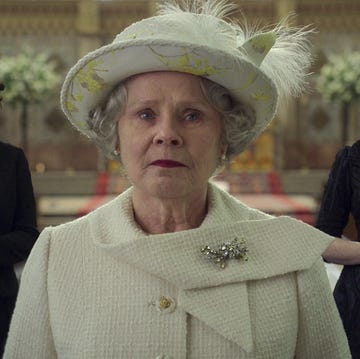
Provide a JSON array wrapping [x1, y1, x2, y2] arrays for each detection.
[[61, 39, 278, 154]]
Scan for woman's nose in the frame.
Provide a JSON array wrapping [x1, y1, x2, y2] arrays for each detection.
[[153, 118, 183, 146]]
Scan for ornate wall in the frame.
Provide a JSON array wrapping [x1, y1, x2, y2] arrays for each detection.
[[0, 0, 359, 171], [284, 0, 360, 169]]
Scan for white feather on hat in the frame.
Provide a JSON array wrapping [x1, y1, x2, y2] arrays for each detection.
[[157, 0, 314, 98]]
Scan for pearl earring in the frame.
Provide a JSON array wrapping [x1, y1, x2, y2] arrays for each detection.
[[112, 149, 120, 157]]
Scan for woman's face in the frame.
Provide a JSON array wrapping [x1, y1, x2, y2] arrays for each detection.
[[117, 71, 225, 200]]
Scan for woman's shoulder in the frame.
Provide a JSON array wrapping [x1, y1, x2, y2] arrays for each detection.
[[38, 215, 91, 248], [333, 140, 360, 175], [0, 141, 24, 159], [348, 139, 360, 161], [335, 140, 360, 161], [41, 192, 129, 244], [326, 142, 358, 177]]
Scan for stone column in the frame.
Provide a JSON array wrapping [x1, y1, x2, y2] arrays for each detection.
[[273, 0, 299, 169], [76, 0, 101, 56], [148, 0, 157, 16], [76, 0, 106, 171], [276, 0, 296, 18]]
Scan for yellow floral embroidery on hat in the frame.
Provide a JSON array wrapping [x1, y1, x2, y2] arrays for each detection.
[[76, 120, 88, 129], [252, 89, 271, 102], [75, 59, 108, 94], [150, 46, 220, 76], [252, 82, 274, 102], [173, 53, 220, 76], [66, 100, 77, 112], [66, 85, 85, 112], [248, 33, 275, 55], [239, 71, 256, 90], [66, 60, 107, 113]]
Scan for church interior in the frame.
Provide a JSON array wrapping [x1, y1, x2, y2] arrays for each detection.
[[0, 0, 359, 233]]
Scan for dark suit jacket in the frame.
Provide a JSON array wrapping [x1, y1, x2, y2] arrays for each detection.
[[0, 142, 39, 297]]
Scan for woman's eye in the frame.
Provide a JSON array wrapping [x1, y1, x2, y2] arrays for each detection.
[[138, 110, 154, 121], [184, 111, 200, 122]]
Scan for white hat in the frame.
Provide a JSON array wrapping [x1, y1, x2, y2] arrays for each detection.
[[61, 0, 313, 154]]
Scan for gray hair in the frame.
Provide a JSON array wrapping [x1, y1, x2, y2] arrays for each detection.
[[86, 76, 256, 162]]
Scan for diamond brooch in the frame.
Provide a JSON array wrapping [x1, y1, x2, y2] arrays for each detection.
[[200, 237, 249, 269]]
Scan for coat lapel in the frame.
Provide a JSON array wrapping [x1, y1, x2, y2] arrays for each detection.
[[179, 282, 253, 351]]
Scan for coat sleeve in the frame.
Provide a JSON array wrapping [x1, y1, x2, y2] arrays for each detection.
[[3, 228, 56, 359], [295, 257, 351, 358], [316, 146, 352, 237], [0, 147, 39, 266]]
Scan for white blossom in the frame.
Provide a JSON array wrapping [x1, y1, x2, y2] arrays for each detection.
[[0, 49, 59, 107], [317, 52, 360, 104]]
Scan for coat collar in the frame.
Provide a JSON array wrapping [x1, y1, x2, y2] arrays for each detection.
[[92, 215, 332, 289], [89, 183, 333, 288], [88, 183, 334, 352]]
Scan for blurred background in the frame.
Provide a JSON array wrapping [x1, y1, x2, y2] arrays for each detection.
[[0, 0, 359, 232]]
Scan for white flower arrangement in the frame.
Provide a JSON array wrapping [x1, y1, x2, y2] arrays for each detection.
[[0, 49, 59, 107], [317, 52, 360, 104]]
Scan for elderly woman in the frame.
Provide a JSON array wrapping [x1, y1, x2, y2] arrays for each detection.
[[4, 1, 351, 358]]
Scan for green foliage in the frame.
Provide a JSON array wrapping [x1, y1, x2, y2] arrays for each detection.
[[0, 49, 60, 107]]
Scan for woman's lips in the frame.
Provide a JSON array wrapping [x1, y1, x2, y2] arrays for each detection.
[[150, 160, 186, 168]]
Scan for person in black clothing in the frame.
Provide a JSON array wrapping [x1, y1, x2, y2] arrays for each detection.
[[0, 83, 4, 108], [0, 83, 39, 357], [316, 139, 360, 359]]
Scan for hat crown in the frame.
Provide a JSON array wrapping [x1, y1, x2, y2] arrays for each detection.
[[114, 13, 239, 55]]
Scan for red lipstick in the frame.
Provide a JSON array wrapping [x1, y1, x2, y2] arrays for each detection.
[[151, 160, 185, 168]]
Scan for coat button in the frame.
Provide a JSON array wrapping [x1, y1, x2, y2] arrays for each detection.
[[155, 295, 176, 314]]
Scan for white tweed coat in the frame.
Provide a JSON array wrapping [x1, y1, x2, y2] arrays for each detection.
[[4, 183, 351, 359]]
